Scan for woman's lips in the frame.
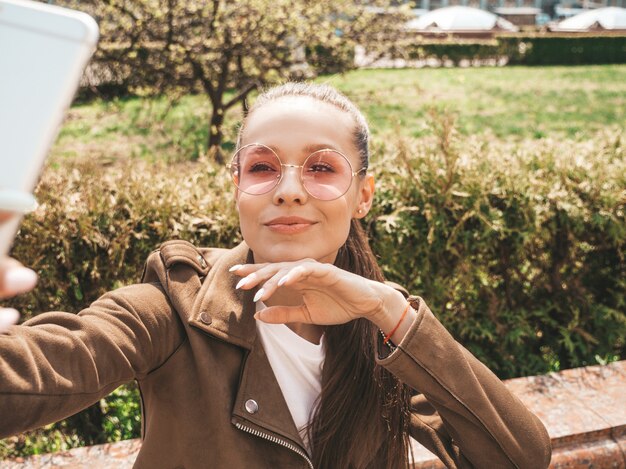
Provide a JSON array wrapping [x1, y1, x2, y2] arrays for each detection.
[[266, 223, 314, 234], [265, 217, 317, 234]]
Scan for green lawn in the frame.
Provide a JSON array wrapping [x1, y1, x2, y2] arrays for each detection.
[[329, 65, 626, 140], [53, 65, 626, 163]]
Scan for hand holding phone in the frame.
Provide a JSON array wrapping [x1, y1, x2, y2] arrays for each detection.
[[0, 192, 38, 331], [0, 248, 37, 333]]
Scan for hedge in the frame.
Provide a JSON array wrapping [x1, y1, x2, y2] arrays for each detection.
[[7, 121, 625, 376], [2, 123, 625, 457], [408, 35, 626, 66], [369, 121, 625, 377]]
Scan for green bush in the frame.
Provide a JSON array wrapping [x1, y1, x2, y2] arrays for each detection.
[[407, 35, 626, 65], [502, 35, 626, 65], [9, 157, 240, 319], [306, 43, 357, 75], [2, 122, 624, 457], [370, 116, 625, 377], [409, 39, 502, 65]]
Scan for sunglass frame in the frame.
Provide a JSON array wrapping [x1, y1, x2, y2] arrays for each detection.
[[228, 143, 367, 201]]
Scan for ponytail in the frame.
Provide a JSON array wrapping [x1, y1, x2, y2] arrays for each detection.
[[307, 220, 412, 469]]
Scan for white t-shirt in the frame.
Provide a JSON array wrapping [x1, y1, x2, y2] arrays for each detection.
[[255, 302, 325, 454]]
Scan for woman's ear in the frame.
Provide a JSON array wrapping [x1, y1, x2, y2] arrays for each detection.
[[354, 174, 375, 219]]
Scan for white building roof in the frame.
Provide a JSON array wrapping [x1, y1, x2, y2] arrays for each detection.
[[406, 6, 518, 32], [554, 7, 626, 30]]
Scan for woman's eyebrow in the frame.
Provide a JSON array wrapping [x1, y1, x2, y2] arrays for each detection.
[[264, 143, 343, 155], [302, 143, 340, 153]]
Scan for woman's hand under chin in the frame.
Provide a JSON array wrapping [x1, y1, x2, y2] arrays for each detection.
[[229, 259, 414, 340]]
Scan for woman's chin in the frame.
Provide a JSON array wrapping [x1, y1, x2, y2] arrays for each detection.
[[252, 245, 338, 265]]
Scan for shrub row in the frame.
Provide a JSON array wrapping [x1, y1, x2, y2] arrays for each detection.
[[370, 120, 625, 377], [3, 124, 625, 457], [408, 35, 626, 65]]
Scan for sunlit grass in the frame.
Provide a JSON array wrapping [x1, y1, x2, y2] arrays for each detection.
[[326, 65, 626, 140], [52, 65, 625, 165]]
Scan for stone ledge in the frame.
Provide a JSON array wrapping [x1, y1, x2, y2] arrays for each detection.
[[2, 439, 140, 469], [411, 360, 626, 468], [3, 361, 625, 468]]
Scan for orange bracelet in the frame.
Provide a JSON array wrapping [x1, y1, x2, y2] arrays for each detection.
[[383, 302, 411, 344]]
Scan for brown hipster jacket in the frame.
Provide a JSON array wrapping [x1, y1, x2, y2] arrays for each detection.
[[0, 240, 552, 468]]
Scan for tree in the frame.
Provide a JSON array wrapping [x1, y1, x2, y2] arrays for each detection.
[[61, 0, 412, 162]]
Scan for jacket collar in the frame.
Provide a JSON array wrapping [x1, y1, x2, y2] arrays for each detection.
[[190, 241, 257, 349], [188, 241, 308, 453]]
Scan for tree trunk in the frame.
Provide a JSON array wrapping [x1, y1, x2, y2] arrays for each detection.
[[207, 107, 225, 164]]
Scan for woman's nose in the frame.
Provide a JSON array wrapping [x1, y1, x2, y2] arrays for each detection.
[[272, 166, 308, 205]]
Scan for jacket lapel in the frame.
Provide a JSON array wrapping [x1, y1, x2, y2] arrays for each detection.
[[188, 241, 307, 452], [189, 241, 256, 349], [231, 333, 306, 448]]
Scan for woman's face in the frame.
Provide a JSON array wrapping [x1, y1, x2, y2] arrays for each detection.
[[235, 96, 374, 265]]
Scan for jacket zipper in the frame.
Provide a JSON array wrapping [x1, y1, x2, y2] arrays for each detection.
[[234, 421, 314, 469], [191, 327, 313, 468]]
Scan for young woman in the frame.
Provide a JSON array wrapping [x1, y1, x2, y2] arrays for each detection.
[[0, 83, 551, 468]]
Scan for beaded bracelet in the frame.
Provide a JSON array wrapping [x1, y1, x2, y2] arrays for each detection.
[[382, 302, 411, 344], [379, 329, 397, 352]]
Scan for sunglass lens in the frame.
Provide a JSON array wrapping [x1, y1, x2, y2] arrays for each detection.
[[302, 151, 353, 200], [232, 145, 281, 195]]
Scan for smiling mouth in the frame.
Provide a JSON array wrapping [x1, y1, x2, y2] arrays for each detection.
[[265, 219, 317, 234]]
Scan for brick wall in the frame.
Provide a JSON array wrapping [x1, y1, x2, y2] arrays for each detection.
[[4, 361, 626, 468]]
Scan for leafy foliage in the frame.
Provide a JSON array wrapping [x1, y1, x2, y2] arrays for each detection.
[[369, 112, 625, 377]]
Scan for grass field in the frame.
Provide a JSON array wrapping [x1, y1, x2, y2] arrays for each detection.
[[330, 65, 626, 139], [54, 65, 626, 163]]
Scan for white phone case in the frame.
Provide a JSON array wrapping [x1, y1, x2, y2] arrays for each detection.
[[0, 0, 99, 256]]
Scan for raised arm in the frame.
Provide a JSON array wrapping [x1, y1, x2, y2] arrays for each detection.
[[0, 283, 185, 438], [377, 296, 552, 469]]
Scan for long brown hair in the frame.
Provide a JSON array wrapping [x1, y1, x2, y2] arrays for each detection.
[[240, 82, 412, 469]]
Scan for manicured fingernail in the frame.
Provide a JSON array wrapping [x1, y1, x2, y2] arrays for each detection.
[[229, 265, 242, 272], [0, 308, 20, 330], [236, 277, 249, 289], [277, 275, 288, 287], [253, 288, 264, 302], [4, 267, 38, 293]]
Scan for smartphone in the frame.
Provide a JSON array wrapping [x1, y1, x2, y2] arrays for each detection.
[[0, 0, 99, 256]]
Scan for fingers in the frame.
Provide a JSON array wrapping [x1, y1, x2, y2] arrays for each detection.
[[0, 308, 20, 333], [0, 212, 14, 223], [0, 258, 38, 299], [251, 265, 311, 303], [230, 260, 333, 304], [255, 304, 312, 324], [234, 265, 294, 304]]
